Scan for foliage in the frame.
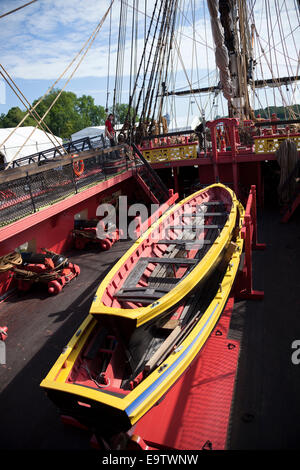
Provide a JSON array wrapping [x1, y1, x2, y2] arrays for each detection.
[[254, 104, 300, 120], [0, 90, 107, 138], [0, 106, 35, 128], [110, 103, 139, 124], [0, 89, 138, 137]]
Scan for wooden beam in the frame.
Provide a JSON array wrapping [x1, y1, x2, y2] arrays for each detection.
[[0, 145, 130, 184], [163, 76, 300, 97], [144, 326, 181, 373]]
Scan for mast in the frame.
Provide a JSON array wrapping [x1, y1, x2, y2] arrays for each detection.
[[208, 0, 253, 120], [235, 0, 254, 119], [120, 0, 298, 140], [206, 0, 234, 114], [162, 1, 299, 123]]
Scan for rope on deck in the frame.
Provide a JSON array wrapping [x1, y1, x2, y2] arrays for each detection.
[[276, 139, 299, 205]]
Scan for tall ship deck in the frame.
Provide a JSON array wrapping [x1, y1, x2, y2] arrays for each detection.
[[0, 0, 299, 456]]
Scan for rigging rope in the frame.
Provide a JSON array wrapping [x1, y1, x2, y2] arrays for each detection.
[[0, 0, 37, 19], [105, 5, 113, 112], [276, 0, 299, 117], [0, 65, 65, 157], [128, 0, 165, 133], [142, 0, 171, 122], [3, 0, 115, 169], [149, 0, 178, 127], [0, 252, 23, 272], [0, 250, 71, 283], [124, 0, 163, 133], [276, 139, 299, 205], [248, 0, 299, 119], [113, 0, 128, 117], [172, 36, 204, 117]]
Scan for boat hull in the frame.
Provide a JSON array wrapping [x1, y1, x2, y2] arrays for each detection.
[[40, 201, 245, 438]]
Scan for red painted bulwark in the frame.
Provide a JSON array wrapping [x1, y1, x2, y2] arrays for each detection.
[[0, 170, 134, 247], [0, 173, 135, 298]]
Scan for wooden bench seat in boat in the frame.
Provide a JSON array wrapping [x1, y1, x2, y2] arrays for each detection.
[[140, 257, 198, 265], [116, 250, 196, 293], [202, 201, 225, 206], [115, 257, 199, 304], [116, 217, 224, 305], [180, 212, 229, 217], [115, 286, 171, 303], [120, 256, 198, 288], [156, 239, 213, 245], [166, 224, 223, 230], [147, 231, 195, 290]]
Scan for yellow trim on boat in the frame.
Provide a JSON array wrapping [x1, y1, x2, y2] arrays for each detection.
[[40, 201, 245, 425], [90, 183, 238, 327], [126, 202, 244, 425]]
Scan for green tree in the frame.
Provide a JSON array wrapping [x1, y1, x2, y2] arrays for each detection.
[[254, 104, 300, 120], [111, 103, 139, 124], [0, 113, 6, 127], [76, 94, 106, 128], [31, 90, 106, 138], [32, 89, 80, 138], [0, 106, 35, 128], [0, 94, 138, 138]]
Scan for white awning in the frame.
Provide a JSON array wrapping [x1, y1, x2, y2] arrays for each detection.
[[0, 127, 63, 164]]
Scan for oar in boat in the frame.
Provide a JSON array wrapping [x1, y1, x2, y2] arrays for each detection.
[[144, 301, 203, 375]]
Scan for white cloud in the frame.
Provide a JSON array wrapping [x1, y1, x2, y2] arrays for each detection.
[[1, 0, 216, 81], [0, 0, 298, 124]]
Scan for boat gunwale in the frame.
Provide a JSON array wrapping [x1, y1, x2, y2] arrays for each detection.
[[40, 200, 245, 425]]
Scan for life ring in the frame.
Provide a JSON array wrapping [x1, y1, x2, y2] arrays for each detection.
[[72, 154, 84, 177]]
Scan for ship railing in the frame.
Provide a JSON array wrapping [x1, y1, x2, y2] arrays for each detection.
[[138, 129, 199, 164], [0, 134, 107, 171], [137, 119, 300, 163], [237, 185, 266, 300], [253, 133, 300, 154], [0, 144, 134, 228]]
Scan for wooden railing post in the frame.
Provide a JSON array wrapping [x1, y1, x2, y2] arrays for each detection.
[[251, 185, 266, 251], [236, 185, 265, 300]]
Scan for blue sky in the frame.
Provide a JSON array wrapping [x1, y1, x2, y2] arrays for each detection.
[[0, 0, 299, 128]]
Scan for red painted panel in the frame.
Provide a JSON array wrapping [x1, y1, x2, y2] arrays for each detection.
[[0, 180, 131, 257], [0, 177, 137, 298]]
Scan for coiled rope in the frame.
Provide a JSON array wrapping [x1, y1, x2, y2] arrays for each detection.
[[0, 250, 69, 282], [0, 252, 23, 272], [276, 139, 299, 205]]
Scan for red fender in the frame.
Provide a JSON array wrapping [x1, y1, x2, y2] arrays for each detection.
[[48, 280, 63, 295], [0, 327, 8, 342], [73, 264, 81, 275], [100, 239, 112, 251]]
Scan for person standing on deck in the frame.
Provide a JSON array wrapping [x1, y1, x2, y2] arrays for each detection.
[[105, 113, 116, 146]]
